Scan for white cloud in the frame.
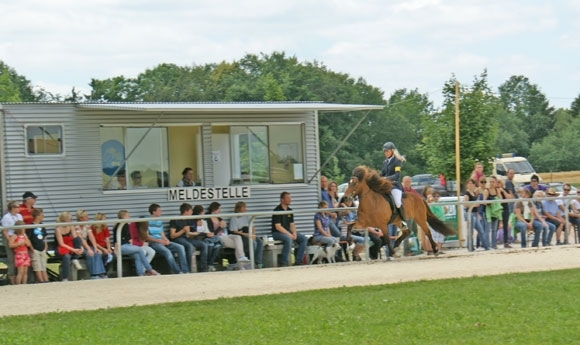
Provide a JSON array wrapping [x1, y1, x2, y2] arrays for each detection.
[[0, 0, 578, 108]]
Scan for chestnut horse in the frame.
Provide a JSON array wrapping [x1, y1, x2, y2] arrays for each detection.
[[344, 166, 456, 256]]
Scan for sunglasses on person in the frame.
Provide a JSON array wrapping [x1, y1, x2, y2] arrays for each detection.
[[564, 188, 571, 192], [480, 180, 487, 184]]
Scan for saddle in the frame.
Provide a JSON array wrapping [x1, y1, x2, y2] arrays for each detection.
[[383, 192, 407, 224]]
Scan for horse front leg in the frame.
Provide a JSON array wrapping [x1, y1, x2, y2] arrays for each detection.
[[394, 228, 410, 248]]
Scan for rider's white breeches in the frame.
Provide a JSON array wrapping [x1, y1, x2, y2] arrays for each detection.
[[391, 189, 402, 208]]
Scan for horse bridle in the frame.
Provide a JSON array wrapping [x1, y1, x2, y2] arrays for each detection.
[[344, 176, 360, 203]]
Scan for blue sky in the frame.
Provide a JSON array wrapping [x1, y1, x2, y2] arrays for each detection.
[[1, 0, 579, 108]]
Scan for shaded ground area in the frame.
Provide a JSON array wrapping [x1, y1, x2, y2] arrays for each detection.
[[1, 245, 579, 317]]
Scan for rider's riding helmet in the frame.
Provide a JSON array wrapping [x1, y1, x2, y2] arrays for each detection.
[[382, 142, 396, 151]]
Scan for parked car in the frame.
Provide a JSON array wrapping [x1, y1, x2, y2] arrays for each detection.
[[410, 174, 450, 197]]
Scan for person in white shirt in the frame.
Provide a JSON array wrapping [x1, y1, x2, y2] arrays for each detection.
[[1, 201, 23, 285]]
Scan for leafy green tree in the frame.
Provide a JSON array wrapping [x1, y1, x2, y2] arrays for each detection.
[[0, 66, 21, 102], [494, 108, 529, 156], [570, 94, 580, 118], [420, 71, 499, 181], [0, 61, 40, 102], [498, 75, 555, 157], [529, 109, 580, 172]]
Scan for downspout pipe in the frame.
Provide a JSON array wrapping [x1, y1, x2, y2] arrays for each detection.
[[0, 105, 7, 212]]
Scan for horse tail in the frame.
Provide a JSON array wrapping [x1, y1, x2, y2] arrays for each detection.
[[424, 200, 456, 236]]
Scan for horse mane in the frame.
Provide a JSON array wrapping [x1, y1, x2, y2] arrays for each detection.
[[353, 166, 393, 194]]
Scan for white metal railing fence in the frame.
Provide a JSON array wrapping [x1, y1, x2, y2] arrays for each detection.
[[0, 207, 359, 277], [2, 195, 578, 278]]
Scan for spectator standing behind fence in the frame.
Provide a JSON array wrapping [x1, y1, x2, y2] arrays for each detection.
[[54, 211, 83, 282], [271, 192, 307, 267], [470, 162, 485, 185], [192, 205, 221, 272], [91, 213, 114, 268], [147, 204, 189, 274], [26, 208, 49, 283], [9, 221, 32, 285], [463, 179, 489, 251], [328, 181, 340, 210], [1, 201, 23, 285], [114, 211, 159, 276], [229, 201, 264, 268], [169, 203, 210, 272], [75, 210, 107, 279], [498, 177, 514, 248], [532, 191, 555, 246], [542, 188, 566, 245], [476, 177, 488, 250], [19, 191, 37, 224], [525, 175, 546, 196], [514, 188, 542, 248], [206, 202, 250, 265], [428, 191, 446, 254], [401, 176, 420, 196], [484, 176, 503, 250], [420, 185, 435, 254]]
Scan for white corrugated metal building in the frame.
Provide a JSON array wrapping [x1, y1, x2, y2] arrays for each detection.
[[0, 102, 382, 238]]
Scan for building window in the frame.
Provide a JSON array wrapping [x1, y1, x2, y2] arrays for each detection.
[[229, 124, 304, 184], [26, 125, 63, 155], [101, 126, 203, 190]]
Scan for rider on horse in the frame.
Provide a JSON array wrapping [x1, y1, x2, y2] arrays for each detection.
[[379, 141, 407, 227]]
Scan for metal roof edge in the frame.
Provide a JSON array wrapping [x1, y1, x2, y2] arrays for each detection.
[[74, 102, 384, 113]]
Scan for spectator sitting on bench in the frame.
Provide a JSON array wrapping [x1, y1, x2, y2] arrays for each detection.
[[312, 201, 341, 256], [127, 217, 157, 264], [113, 211, 159, 276], [91, 213, 114, 268], [271, 191, 307, 267], [54, 211, 84, 282], [192, 205, 221, 272], [169, 203, 210, 272], [206, 202, 250, 265], [229, 201, 264, 268], [75, 210, 107, 279], [26, 208, 49, 283], [147, 204, 189, 274]]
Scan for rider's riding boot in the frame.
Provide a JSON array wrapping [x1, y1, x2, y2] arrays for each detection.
[[397, 205, 408, 229]]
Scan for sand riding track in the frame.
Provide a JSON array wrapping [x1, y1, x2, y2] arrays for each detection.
[[1, 245, 579, 317]]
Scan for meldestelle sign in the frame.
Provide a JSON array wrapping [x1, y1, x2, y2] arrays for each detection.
[[167, 186, 251, 201]]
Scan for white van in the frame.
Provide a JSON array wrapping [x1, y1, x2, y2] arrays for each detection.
[[491, 154, 539, 186]]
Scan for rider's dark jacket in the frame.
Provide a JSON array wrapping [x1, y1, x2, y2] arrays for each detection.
[[380, 156, 403, 190]]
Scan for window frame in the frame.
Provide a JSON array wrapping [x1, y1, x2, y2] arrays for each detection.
[[24, 124, 65, 157], [100, 123, 204, 193], [226, 122, 306, 185]]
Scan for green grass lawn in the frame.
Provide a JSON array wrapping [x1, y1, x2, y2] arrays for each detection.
[[2, 269, 580, 345]]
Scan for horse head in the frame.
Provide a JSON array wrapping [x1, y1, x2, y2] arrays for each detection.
[[343, 166, 369, 202]]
